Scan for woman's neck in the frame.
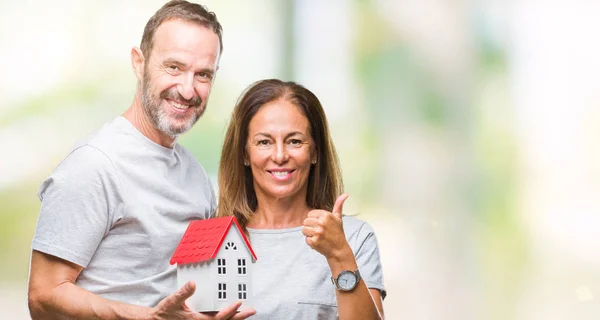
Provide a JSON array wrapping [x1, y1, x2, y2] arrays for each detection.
[[248, 196, 311, 229]]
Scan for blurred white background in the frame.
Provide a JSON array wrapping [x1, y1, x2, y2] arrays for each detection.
[[1, 0, 599, 319]]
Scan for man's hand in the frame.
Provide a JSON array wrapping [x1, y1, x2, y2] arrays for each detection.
[[153, 281, 256, 320]]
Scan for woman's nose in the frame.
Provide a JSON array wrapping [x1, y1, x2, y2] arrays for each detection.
[[271, 142, 289, 163]]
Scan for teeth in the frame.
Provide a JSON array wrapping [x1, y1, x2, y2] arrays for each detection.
[[169, 101, 188, 110], [272, 171, 290, 177]]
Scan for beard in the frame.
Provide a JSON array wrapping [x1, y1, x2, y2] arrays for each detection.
[[140, 70, 205, 138]]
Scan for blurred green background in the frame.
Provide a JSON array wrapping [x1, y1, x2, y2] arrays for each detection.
[[1, 0, 600, 319]]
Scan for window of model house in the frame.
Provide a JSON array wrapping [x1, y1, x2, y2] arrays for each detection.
[[225, 241, 237, 250], [237, 258, 246, 275], [238, 283, 247, 300], [218, 283, 227, 300], [217, 258, 226, 274]]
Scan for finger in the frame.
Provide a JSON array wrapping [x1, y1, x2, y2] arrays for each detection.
[[303, 217, 319, 227], [332, 194, 349, 218], [307, 210, 324, 218], [302, 226, 314, 237], [230, 308, 257, 319], [170, 281, 196, 306], [305, 235, 315, 247], [213, 300, 243, 318]]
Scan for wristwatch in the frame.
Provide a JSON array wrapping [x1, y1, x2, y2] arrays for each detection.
[[331, 269, 361, 291]]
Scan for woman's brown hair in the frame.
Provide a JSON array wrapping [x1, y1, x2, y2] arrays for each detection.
[[217, 79, 343, 231]]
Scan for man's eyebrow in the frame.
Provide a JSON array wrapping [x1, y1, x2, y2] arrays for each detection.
[[162, 58, 187, 68], [162, 59, 215, 75], [196, 67, 215, 76]]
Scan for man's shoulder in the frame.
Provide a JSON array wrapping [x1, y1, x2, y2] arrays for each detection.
[[173, 144, 207, 172], [48, 117, 129, 177], [173, 143, 196, 160], [54, 144, 116, 179], [76, 117, 129, 154]]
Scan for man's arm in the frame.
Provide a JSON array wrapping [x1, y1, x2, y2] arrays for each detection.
[[28, 250, 153, 320], [28, 250, 256, 320]]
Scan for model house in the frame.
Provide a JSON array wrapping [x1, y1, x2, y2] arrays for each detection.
[[170, 216, 257, 312]]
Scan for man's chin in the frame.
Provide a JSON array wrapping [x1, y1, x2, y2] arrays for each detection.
[[164, 122, 195, 137], [155, 110, 201, 137]]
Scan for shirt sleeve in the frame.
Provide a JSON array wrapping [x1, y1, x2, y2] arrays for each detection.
[[32, 145, 122, 268], [351, 220, 387, 299], [206, 174, 217, 218]]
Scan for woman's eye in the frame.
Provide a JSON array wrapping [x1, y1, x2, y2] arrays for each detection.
[[288, 139, 303, 146], [257, 140, 270, 146]]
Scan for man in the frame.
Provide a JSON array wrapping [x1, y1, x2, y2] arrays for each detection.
[[27, 1, 255, 319]]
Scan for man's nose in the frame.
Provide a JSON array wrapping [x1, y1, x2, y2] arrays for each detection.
[[177, 73, 195, 101]]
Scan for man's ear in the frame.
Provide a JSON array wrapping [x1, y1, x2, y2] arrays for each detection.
[[131, 47, 145, 82], [212, 65, 220, 83]]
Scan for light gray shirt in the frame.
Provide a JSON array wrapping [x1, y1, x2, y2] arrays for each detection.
[[248, 216, 386, 320], [32, 116, 216, 307]]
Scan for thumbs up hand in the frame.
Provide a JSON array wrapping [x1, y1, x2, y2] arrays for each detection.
[[331, 193, 348, 220], [302, 194, 353, 260]]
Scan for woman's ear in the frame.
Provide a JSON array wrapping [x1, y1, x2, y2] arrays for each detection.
[[243, 149, 250, 167]]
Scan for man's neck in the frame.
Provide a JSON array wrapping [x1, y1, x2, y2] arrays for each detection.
[[123, 91, 176, 148]]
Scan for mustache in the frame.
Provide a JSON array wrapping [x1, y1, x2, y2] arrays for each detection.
[[160, 88, 202, 107]]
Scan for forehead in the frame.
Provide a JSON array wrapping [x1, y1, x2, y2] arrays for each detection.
[[151, 19, 220, 65], [249, 99, 310, 134]]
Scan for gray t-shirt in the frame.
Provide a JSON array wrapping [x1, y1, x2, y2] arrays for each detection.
[[32, 116, 216, 307], [247, 216, 386, 320]]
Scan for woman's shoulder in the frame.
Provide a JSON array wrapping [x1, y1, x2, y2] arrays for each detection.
[[342, 215, 376, 238]]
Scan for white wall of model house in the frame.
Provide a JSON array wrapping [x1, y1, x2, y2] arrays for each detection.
[[177, 225, 254, 312]]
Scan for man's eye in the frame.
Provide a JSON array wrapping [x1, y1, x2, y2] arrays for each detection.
[[168, 65, 179, 71], [196, 72, 213, 81]]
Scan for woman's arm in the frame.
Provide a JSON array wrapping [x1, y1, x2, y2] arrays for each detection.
[[303, 194, 384, 320], [326, 246, 384, 319]]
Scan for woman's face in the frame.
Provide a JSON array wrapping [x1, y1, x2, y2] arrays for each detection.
[[246, 99, 316, 204]]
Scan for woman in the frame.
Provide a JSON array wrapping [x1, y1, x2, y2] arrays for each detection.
[[218, 79, 385, 319]]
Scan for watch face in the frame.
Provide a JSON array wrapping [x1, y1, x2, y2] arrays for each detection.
[[337, 271, 357, 290]]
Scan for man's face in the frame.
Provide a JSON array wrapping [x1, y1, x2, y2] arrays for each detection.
[[141, 19, 220, 138]]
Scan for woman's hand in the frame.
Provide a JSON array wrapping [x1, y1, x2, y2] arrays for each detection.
[[302, 194, 353, 262]]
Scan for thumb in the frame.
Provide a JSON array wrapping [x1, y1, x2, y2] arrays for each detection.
[[332, 194, 349, 218], [172, 281, 196, 306]]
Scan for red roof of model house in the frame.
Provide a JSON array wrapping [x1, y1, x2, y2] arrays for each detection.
[[170, 216, 257, 265]]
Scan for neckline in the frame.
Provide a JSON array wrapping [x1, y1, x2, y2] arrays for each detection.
[[115, 116, 176, 156], [247, 226, 304, 234]]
